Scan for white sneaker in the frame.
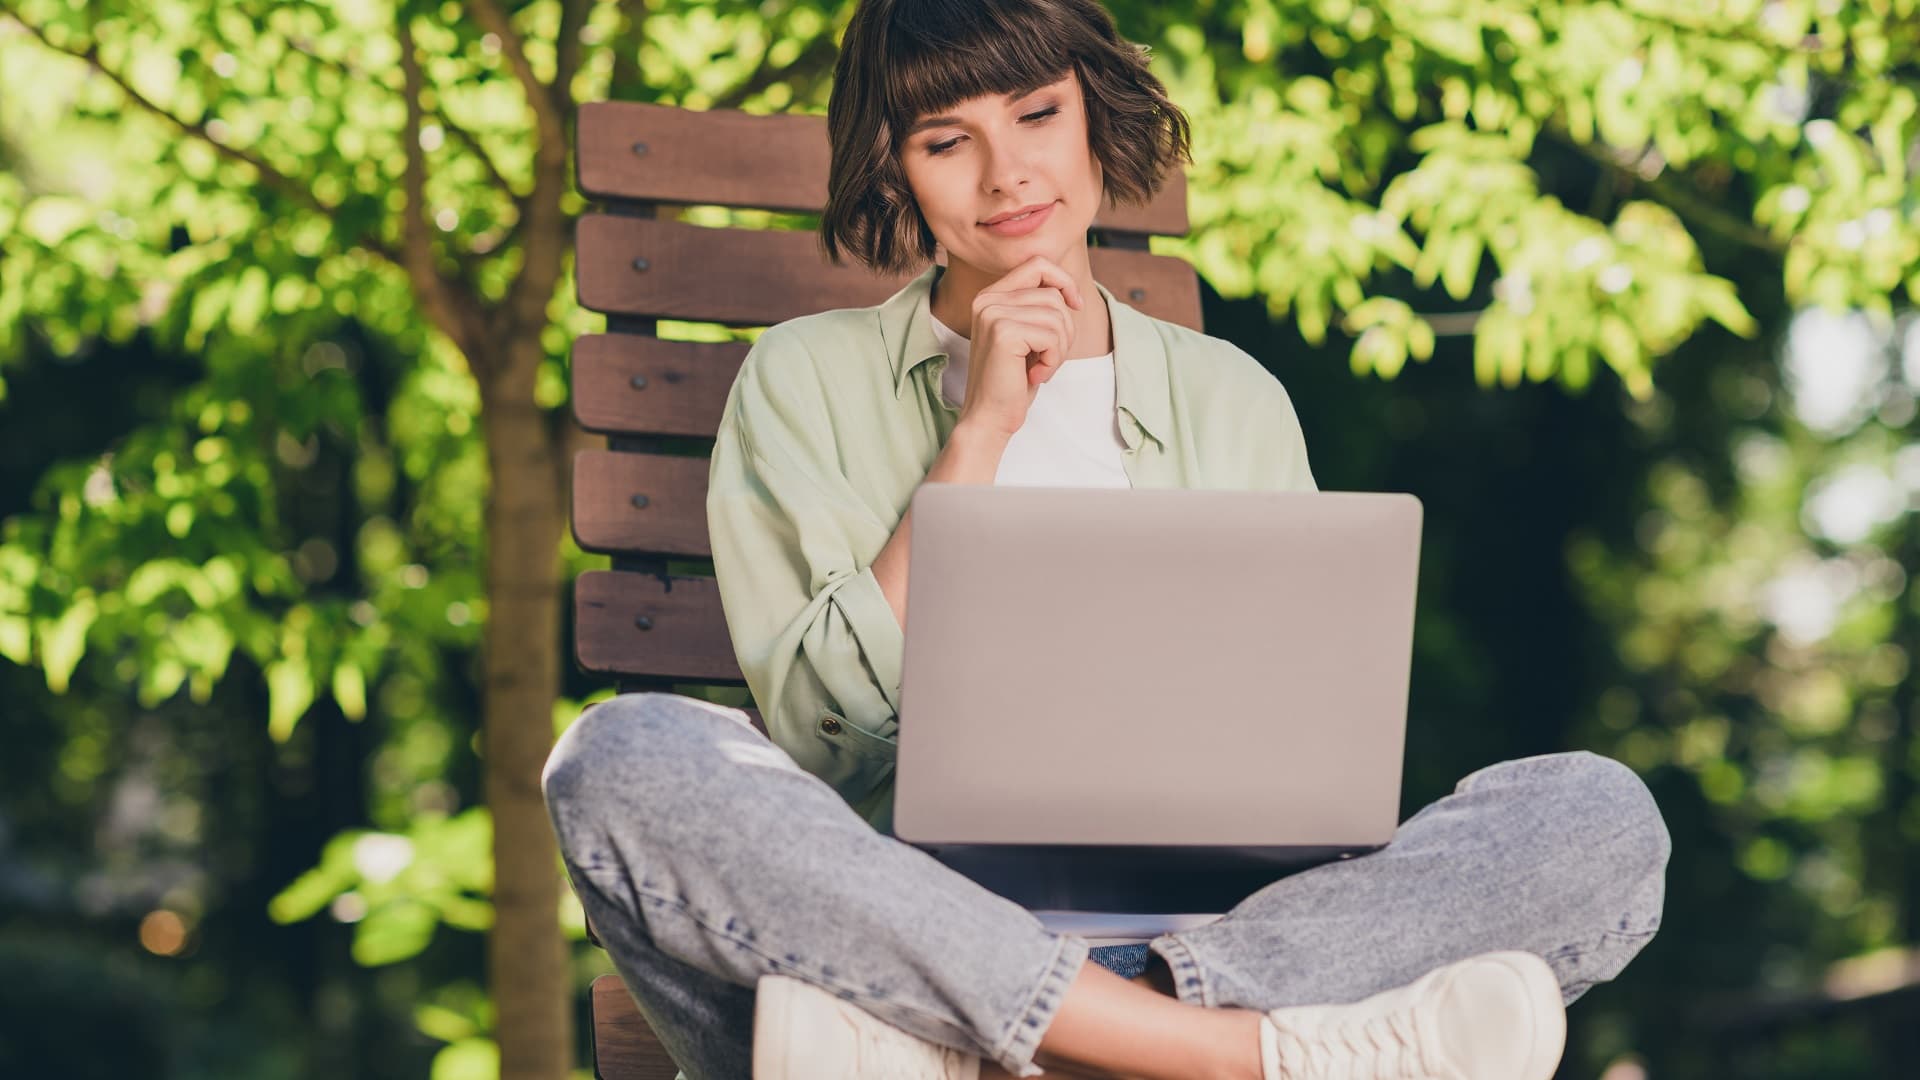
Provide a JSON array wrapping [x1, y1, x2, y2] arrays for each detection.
[[752, 973, 983, 1080], [1259, 951, 1566, 1080]]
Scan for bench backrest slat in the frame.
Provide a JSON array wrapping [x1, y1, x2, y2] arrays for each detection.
[[577, 216, 1201, 327], [577, 100, 1188, 237]]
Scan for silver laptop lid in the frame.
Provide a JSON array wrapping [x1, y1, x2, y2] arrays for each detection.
[[893, 485, 1422, 848]]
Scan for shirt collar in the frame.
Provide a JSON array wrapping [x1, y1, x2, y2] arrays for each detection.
[[878, 263, 1172, 450]]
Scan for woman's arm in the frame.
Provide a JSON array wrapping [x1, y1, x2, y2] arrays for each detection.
[[868, 420, 1010, 630]]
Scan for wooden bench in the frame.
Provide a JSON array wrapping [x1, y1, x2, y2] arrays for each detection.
[[568, 96, 1201, 1080]]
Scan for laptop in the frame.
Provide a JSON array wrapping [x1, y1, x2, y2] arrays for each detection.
[[891, 484, 1424, 913]]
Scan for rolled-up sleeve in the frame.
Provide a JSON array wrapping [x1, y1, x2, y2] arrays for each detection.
[[706, 326, 904, 813]]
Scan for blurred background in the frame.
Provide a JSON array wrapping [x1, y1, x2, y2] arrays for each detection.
[[2, 0, 1918, 1077]]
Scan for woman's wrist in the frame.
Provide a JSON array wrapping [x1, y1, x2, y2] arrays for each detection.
[[933, 420, 1012, 484]]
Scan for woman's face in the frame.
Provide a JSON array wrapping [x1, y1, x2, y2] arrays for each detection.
[[898, 69, 1103, 278]]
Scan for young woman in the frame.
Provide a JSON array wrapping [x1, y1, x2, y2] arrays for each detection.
[[542, 0, 1671, 1077]]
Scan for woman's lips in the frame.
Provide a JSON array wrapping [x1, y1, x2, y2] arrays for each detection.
[[981, 201, 1056, 237]]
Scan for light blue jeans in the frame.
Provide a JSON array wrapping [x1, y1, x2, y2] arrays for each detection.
[[543, 692, 1669, 1079]]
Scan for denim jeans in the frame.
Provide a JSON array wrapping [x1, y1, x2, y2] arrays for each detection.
[[543, 692, 1669, 1080]]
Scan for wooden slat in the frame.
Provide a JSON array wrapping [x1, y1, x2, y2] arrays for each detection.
[[591, 974, 680, 1080], [578, 99, 1189, 238], [573, 451, 710, 557], [576, 570, 741, 681], [576, 216, 1202, 329], [572, 335, 745, 438]]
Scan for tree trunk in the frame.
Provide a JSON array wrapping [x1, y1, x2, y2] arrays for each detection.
[[480, 337, 572, 1080]]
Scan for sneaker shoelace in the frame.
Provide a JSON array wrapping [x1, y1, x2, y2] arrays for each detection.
[[1271, 1004, 1433, 1080]]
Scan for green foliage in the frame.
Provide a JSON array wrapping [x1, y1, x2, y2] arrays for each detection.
[[269, 807, 494, 966], [1570, 373, 1919, 956], [1111, 0, 1918, 395]]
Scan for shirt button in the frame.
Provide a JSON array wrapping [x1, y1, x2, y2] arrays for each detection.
[[820, 715, 843, 735]]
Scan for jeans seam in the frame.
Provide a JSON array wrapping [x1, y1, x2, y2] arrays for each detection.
[[625, 881, 927, 1020]]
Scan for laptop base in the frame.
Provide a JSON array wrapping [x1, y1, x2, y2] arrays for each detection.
[[912, 842, 1383, 912]]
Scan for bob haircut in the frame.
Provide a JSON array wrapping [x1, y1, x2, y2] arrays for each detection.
[[821, 0, 1193, 276]]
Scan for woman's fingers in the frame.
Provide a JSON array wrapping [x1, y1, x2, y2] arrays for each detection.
[[974, 254, 1084, 311]]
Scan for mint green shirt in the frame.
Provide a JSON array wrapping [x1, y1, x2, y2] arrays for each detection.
[[706, 263, 1318, 833]]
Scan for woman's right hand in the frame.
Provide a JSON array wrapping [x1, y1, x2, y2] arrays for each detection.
[[957, 254, 1085, 440]]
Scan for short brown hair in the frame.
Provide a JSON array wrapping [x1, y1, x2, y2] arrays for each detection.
[[821, 0, 1193, 276]]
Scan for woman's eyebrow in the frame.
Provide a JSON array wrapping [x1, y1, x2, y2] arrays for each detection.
[[907, 89, 1044, 136]]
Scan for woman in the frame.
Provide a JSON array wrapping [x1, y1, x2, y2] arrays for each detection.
[[542, 0, 1671, 1077]]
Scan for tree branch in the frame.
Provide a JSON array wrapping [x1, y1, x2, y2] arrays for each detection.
[[468, 0, 566, 150], [707, 27, 842, 113], [553, 0, 592, 119], [1541, 123, 1787, 259], [399, 15, 485, 361], [284, 34, 530, 267], [466, 0, 571, 364], [608, 0, 645, 96], [0, 8, 406, 267]]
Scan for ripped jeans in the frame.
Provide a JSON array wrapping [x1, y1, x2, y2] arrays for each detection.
[[543, 692, 1669, 1080]]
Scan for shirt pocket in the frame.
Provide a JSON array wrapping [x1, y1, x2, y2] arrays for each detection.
[[813, 707, 899, 760]]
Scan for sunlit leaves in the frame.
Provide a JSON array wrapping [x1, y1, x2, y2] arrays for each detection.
[[35, 593, 95, 693], [1108, 0, 1913, 397], [1341, 295, 1433, 379], [268, 807, 494, 965], [430, 1037, 500, 1080]]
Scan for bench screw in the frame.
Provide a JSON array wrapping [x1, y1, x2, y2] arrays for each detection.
[[632, 257, 650, 271], [634, 615, 654, 630], [630, 374, 648, 390], [631, 494, 650, 509]]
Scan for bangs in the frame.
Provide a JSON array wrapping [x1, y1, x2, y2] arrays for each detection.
[[877, 0, 1079, 148]]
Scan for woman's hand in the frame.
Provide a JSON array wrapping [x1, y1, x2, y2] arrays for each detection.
[[957, 254, 1085, 440]]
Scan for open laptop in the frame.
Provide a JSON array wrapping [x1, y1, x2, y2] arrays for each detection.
[[891, 484, 1423, 913]]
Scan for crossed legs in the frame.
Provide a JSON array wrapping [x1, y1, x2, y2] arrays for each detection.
[[543, 693, 1668, 1079]]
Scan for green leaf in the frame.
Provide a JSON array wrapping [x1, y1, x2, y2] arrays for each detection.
[[1695, 278, 1759, 337], [430, 1038, 499, 1080], [353, 899, 439, 966], [1440, 233, 1483, 301], [415, 1003, 481, 1044], [267, 652, 316, 743], [1407, 317, 1435, 362], [0, 614, 30, 666], [138, 658, 188, 707], [435, 895, 494, 931], [333, 661, 367, 721], [1597, 314, 1640, 375], [268, 834, 361, 923], [36, 595, 96, 694], [228, 265, 270, 334]]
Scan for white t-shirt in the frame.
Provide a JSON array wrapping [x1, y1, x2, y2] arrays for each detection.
[[928, 308, 1224, 948], [931, 309, 1132, 487]]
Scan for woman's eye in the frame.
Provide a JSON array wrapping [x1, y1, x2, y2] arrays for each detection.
[[925, 107, 1060, 156]]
